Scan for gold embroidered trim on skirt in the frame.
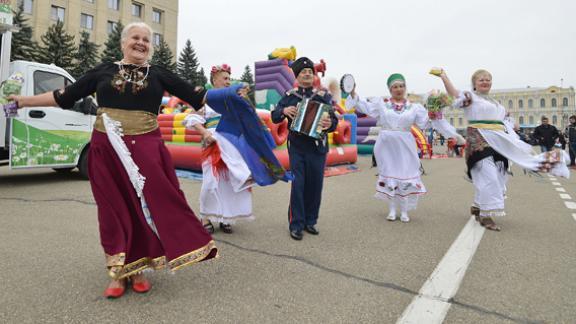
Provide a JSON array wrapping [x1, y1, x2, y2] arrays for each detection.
[[169, 240, 218, 272], [105, 240, 217, 279], [94, 107, 158, 135]]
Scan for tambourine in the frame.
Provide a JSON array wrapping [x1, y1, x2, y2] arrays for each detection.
[[340, 74, 355, 93]]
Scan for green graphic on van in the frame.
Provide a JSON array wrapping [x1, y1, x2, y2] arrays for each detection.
[[10, 119, 89, 166]]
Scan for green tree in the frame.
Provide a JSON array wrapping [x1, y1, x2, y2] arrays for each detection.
[[240, 65, 255, 103], [151, 39, 176, 72], [36, 21, 76, 71], [176, 39, 200, 85], [11, 2, 38, 61], [197, 67, 208, 87], [240, 65, 254, 84], [72, 31, 100, 78], [101, 21, 124, 63]]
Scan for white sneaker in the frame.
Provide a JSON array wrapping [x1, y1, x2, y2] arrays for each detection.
[[387, 213, 397, 221], [400, 213, 410, 223]]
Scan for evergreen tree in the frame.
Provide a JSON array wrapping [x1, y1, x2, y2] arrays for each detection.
[[36, 21, 76, 71], [11, 3, 37, 61], [72, 31, 100, 79], [176, 39, 200, 85], [197, 67, 208, 87], [151, 39, 176, 72], [101, 21, 124, 63], [240, 65, 255, 103], [240, 65, 254, 85]]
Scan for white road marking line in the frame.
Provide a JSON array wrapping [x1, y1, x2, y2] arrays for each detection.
[[564, 201, 576, 210], [573, 214, 576, 221], [396, 217, 485, 324], [549, 177, 557, 181], [556, 187, 566, 192], [560, 194, 572, 200], [552, 182, 561, 186]]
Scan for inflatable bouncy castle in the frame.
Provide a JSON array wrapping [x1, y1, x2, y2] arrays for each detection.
[[156, 48, 358, 172]]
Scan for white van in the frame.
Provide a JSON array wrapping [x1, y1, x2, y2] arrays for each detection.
[[0, 60, 96, 178]]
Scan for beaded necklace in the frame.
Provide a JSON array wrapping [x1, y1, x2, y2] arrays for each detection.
[[118, 60, 150, 86]]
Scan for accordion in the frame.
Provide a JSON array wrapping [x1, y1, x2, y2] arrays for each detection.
[[290, 98, 333, 139]]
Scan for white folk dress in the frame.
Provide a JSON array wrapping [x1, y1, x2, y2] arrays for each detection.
[[346, 95, 428, 211], [454, 91, 569, 217], [183, 105, 254, 224]]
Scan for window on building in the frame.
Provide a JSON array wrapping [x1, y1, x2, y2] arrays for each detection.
[[107, 21, 117, 34], [51, 6, 65, 22], [528, 99, 533, 108], [508, 100, 513, 109], [518, 99, 523, 108], [552, 115, 557, 125], [519, 116, 524, 125], [22, 0, 33, 14], [458, 118, 463, 126], [132, 2, 142, 17], [84, 0, 95, 3], [563, 97, 569, 107], [108, 0, 120, 10], [540, 98, 545, 107], [152, 8, 162, 23], [450, 118, 454, 126], [153, 33, 162, 46], [551, 98, 557, 107], [529, 116, 534, 125], [80, 14, 94, 30]]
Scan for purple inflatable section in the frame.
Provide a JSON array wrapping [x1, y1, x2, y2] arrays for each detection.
[[255, 59, 287, 68], [357, 117, 378, 127], [356, 126, 373, 136], [255, 68, 293, 90], [255, 81, 287, 95], [255, 59, 296, 95]]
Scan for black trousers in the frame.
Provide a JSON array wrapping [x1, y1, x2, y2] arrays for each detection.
[[287, 148, 327, 232]]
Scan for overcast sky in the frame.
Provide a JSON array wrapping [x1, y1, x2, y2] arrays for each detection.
[[177, 0, 576, 96]]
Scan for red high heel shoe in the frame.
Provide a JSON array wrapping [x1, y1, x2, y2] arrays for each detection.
[[104, 280, 126, 299], [131, 278, 151, 293]]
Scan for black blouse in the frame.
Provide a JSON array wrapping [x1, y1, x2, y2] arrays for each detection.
[[53, 62, 206, 114]]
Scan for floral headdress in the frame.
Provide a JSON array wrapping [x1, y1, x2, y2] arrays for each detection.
[[211, 64, 231, 76]]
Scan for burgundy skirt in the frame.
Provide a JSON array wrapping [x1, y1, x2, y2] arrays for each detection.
[[88, 129, 217, 279]]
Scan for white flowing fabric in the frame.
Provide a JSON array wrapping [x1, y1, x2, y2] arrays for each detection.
[[346, 95, 428, 211], [183, 110, 254, 224]]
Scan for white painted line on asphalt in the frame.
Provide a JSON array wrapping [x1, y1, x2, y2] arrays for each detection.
[[560, 194, 572, 200], [573, 214, 576, 221], [396, 217, 485, 324], [556, 187, 566, 192], [564, 201, 576, 210], [552, 182, 561, 186], [549, 177, 557, 181]]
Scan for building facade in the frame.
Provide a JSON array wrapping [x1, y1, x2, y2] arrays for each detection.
[[442, 86, 576, 131], [11, 0, 178, 59]]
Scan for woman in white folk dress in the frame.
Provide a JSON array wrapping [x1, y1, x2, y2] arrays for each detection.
[[433, 68, 568, 231], [346, 73, 430, 223]]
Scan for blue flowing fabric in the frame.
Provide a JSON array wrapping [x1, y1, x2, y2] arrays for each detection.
[[206, 84, 292, 185]]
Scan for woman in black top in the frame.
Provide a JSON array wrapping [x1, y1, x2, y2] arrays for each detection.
[[11, 22, 222, 298]]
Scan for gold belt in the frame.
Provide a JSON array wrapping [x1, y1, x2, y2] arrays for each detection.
[[468, 123, 505, 131], [94, 107, 158, 135]]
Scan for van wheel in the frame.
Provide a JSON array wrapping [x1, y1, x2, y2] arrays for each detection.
[[77, 148, 90, 180]]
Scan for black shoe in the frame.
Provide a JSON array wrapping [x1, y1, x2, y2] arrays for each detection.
[[304, 225, 319, 235], [290, 230, 303, 240], [219, 223, 233, 234]]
